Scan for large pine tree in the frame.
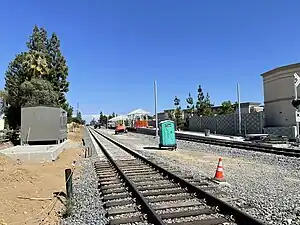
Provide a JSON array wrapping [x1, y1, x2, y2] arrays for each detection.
[[196, 85, 204, 115], [26, 26, 48, 54], [47, 33, 69, 105], [186, 92, 194, 115], [195, 85, 213, 116], [4, 26, 71, 129]]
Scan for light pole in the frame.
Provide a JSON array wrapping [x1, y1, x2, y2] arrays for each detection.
[[154, 80, 158, 137], [237, 83, 242, 135]]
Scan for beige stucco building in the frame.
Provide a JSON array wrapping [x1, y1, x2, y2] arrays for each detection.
[[261, 63, 300, 138]]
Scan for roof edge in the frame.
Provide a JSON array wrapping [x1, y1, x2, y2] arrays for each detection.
[[261, 62, 300, 77]]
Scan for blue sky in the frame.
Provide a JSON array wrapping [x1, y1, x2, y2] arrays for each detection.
[[1, 0, 300, 122]]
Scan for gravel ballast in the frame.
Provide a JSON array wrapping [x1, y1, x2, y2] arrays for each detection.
[[99, 129, 300, 225], [60, 155, 108, 225], [61, 129, 108, 225]]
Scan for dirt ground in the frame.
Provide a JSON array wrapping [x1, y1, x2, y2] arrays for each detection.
[[0, 126, 84, 225]]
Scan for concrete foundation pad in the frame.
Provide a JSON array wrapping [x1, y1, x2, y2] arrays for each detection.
[[0, 140, 70, 163]]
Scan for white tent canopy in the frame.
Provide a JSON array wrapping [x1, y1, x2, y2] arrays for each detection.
[[128, 108, 149, 116], [108, 115, 128, 122]]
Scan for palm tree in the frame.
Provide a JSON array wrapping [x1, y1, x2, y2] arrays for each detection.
[[23, 51, 49, 78]]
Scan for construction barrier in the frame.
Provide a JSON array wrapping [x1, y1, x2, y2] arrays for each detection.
[[135, 120, 148, 128]]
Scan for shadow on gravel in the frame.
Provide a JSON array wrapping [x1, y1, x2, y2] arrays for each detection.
[[143, 146, 174, 151]]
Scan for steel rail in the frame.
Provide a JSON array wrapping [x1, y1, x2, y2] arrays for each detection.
[[176, 135, 300, 157], [89, 128, 165, 225], [93, 128, 266, 225], [129, 128, 300, 157]]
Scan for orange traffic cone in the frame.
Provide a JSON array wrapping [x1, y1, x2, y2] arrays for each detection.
[[213, 158, 225, 182]]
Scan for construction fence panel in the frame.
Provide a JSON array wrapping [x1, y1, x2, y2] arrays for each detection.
[[264, 126, 296, 139], [188, 116, 202, 131], [200, 116, 216, 132], [189, 112, 264, 135], [239, 112, 264, 134], [216, 114, 236, 135]]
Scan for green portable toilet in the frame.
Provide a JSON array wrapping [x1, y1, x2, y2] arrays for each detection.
[[159, 120, 177, 150]]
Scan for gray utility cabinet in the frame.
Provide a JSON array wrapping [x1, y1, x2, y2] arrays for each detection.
[[21, 106, 67, 144]]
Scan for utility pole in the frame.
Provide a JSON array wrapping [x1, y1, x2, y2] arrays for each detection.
[[76, 102, 79, 118], [237, 83, 242, 135], [154, 80, 158, 137]]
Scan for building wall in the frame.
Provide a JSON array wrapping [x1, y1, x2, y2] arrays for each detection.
[[264, 100, 295, 127], [234, 104, 263, 114], [262, 63, 300, 127], [234, 106, 250, 114], [251, 106, 264, 113], [158, 112, 169, 121]]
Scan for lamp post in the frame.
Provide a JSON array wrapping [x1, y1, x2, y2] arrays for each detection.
[[237, 83, 242, 135]]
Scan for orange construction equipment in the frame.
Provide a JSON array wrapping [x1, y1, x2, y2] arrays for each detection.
[[213, 158, 225, 182]]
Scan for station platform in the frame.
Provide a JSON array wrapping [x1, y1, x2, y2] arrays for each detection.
[[135, 127, 245, 142], [177, 130, 244, 142]]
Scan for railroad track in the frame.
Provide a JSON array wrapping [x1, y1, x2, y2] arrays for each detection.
[[129, 128, 300, 157], [89, 128, 265, 225], [176, 135, 300, 157]]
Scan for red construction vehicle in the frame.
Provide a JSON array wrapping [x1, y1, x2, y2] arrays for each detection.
[[115, 124, 127, 134]]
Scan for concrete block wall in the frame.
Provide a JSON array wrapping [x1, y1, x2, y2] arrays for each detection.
[[264, 126, 296, 139]]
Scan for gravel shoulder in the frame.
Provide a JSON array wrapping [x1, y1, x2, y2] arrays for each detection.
[[61, 128, 107, 225], [99, 129, 300, 225], [60, 155, 107, 225]]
